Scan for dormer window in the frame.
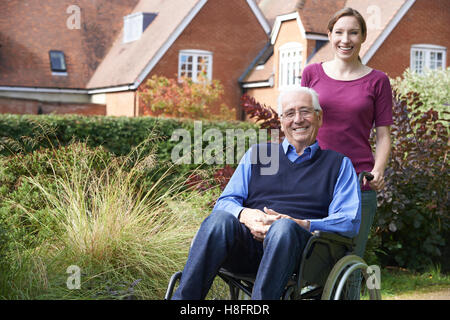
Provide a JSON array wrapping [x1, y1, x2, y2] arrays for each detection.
[[49, 50, 67, 75], [123, 12, 157, 43]]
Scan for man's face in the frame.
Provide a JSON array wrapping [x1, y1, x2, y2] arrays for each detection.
[[280, 91, 322, 152]]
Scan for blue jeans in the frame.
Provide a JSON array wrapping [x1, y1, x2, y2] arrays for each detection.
[[172, 210, 312, 300]]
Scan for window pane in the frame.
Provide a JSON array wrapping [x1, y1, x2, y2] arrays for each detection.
[[412, 50, 424, 74], [279, 45, 302, 87], [429, 52, 436, 69], [437, 52, 443, 69], [49, 51, 66, 71], [179, 52, 212, 82], [280, 62, 284, 87]]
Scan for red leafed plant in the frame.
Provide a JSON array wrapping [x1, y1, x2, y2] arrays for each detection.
[[185, 165, 235, 192], [213, 165, 235, 190], [241, 94, 281, 131], [139, 74, 235, 120]]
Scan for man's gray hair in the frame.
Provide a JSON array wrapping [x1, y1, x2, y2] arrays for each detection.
[[277, 87, 322, 116]]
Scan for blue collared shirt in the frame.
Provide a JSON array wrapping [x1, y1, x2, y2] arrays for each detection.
[[213, 139, 361, 237]]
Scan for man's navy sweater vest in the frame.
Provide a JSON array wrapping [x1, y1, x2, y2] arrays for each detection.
[[244, 143, 345, 220]]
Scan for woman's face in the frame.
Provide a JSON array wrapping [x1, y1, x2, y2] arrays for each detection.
[[328, 15, 366, 62]]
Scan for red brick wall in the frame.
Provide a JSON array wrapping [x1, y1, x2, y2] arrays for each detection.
[[368, 0, 450, 78], [0, 0, 138, 88], [0, 97, 106, 115], [140, 0, 269, 119]]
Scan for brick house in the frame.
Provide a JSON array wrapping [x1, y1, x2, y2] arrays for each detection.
[[1, 0, 447, 118], [0, 0, 270, 118], [242, 0, 449, 109]]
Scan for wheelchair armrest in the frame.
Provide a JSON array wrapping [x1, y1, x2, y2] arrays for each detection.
[[312, 230, 354, 247]]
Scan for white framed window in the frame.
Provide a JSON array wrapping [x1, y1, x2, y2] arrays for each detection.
[[178, 50, 213, 83], [279, 42, 302, 88], [411, 44, 446, 74]]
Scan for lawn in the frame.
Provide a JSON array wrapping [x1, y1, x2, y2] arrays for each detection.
[[379, 266, 450, 299]]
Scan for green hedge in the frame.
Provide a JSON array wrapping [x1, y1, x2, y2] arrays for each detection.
[[0, 114, 261, 162]]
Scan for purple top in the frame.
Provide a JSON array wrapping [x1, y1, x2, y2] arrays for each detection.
[[301, 63, 393, 186]]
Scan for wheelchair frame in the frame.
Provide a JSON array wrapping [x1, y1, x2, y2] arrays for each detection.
[[165, 172, 381, 300]]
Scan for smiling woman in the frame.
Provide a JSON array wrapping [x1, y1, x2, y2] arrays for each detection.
[[327, 8, 367, 65], [301, 7, 394, 300]]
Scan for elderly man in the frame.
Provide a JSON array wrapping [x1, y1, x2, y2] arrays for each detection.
[[172, 87, 361, 300]]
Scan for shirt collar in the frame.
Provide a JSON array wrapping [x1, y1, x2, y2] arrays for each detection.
[[282, 138, 320, 157]]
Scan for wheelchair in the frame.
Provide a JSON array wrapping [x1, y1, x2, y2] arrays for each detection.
[[165, 172, 381, 300]]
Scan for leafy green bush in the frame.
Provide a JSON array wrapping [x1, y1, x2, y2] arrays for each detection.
[[390, 67, 450, 122], [373, 90, 449, 271]]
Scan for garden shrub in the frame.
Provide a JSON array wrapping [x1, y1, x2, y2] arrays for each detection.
[[241, 94, 281, 132], [390, 67, 450, 123], [139, 75, 235, 120], [373, 90, 449, 271]]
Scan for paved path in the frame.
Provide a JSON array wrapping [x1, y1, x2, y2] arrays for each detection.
[[387, 288, 450, 300]]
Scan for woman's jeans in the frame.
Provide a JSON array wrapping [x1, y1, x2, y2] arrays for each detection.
[[172, 210, 312, 300], [347, 190, 377, 299]]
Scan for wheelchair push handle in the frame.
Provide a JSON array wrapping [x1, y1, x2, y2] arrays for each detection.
[[358, 171, 374, 185]]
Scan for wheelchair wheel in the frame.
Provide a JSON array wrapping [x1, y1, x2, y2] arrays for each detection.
[[321, 255, 381, 300]]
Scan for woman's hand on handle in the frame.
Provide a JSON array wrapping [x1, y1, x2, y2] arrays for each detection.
[[367, 170, 385, 191]]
